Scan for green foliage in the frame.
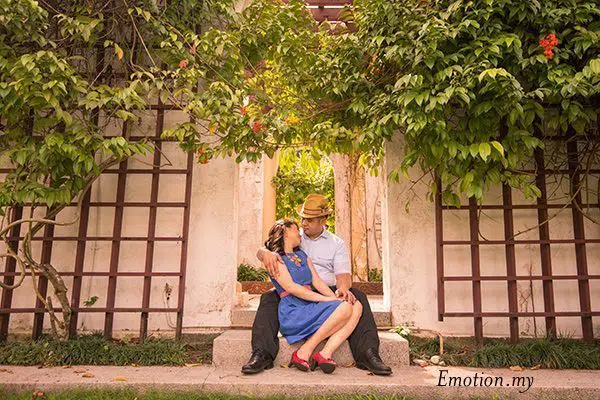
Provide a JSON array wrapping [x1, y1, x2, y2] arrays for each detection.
[[83, 296, 99, 307], [237, 263, 268, 282], [0, 0, 243, 212], [3, 0, 599, 209], [408, 335, 600, 369], [355, 0, 600, 203], [368, 268, 383, 282], [172, 0, 599, 204], [272, 149, 335, 231], [0, 334, 186, 366]]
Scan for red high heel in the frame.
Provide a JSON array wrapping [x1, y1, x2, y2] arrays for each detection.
[[288, 350, 310, 371], [310, 352, 337, 374]]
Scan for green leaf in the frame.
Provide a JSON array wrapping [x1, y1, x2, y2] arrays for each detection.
[[448, 142, 457, 158], [479, 143, 491, 161], [469, 144, 479, 158], [491, 141, 504, 156], [590, 59, 600, 74]]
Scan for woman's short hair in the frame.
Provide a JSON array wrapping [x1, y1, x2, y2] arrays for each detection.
[[264, 218, 299, 253]]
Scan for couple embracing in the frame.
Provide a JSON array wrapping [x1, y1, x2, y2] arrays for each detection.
[[241, 194, 392, 375]]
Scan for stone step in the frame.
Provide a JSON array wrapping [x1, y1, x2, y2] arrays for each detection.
[[212, 329, 409, 368], [232, 308, 393, 327]]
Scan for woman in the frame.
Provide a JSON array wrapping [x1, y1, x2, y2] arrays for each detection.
[[264, 219, 362, 374]]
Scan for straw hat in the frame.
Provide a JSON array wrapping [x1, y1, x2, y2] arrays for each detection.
[[296, 194, 332, 219]]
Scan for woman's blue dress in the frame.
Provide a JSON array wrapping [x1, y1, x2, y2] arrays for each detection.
[[270, 249, 342, 344]]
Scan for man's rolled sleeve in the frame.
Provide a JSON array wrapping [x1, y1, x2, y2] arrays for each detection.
[[333, 239, 351, 276]]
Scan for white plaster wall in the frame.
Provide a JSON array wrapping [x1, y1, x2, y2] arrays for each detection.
[[382, 134, 600, 338]]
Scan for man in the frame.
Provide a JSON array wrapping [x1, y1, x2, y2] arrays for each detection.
[[241, 194, 392, 376]]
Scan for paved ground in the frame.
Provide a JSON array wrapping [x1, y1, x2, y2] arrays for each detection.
[[1, 364, 599, 399]]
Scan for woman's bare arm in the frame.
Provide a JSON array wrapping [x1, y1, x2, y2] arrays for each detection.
[[274, 262, 336, 302], [307, 258, 336, 298]]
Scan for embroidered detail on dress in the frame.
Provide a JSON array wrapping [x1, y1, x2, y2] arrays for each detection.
[[286, 253, 302, 267]]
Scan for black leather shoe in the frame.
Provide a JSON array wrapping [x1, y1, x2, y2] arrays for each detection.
[[356, 348, 393, 376], [241, 349, 274, 374]]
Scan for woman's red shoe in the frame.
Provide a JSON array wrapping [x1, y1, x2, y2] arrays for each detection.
[[310, 352, 337, 374], [288, 350, 310, 371]]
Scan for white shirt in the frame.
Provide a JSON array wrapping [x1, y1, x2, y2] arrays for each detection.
[[299, 228, 351, 287]]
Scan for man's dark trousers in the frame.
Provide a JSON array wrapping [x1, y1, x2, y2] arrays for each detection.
[[251, 287, 379, 363]]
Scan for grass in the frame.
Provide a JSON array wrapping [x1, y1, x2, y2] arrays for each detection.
[[409, 335, 600, 369], [2, 331, 599, 370], [0, 333, 218, 367], [1, 390, 507, 400]]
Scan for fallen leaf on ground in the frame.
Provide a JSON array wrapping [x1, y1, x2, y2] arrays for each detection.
[[509, 365, 524, 372], [184, 363, 202, 367], [114, 376, 128, 381], [367, 372, 374, 376], [130, 363, 139, 368], [62, 365, 72, 369], [81, 372, 95, 378], [279, 364, 288, 368], [530, 364, 541, 370], [73, 369, 87, 374]]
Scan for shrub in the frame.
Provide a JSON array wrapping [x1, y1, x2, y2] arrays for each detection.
[[237, 263, 269, 282], [368, 269, 383, 282]]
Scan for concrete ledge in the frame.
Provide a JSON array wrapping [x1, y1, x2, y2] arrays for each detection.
[[212, 329, 409, 368]]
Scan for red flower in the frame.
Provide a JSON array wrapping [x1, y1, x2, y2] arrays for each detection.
[[546, 33, 558, 46], [252, 120, 263, 133], [540, 33, 558, 59], [241, 106, 248, 115], [179, 59, 188, 68]]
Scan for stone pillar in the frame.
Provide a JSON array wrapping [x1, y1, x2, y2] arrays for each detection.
[[349, 155, 369, 282], [331, 153, 369, 281], [262, 152, 280, 241], [236, 160, 265, 267], [331, 153, 351, 248], [365, 172, 383, 273], [184, 156, 239, 328]]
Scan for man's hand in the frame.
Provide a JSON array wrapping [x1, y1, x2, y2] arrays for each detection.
[[335, 288, 356, 304], [262, 251, 284, 279]]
